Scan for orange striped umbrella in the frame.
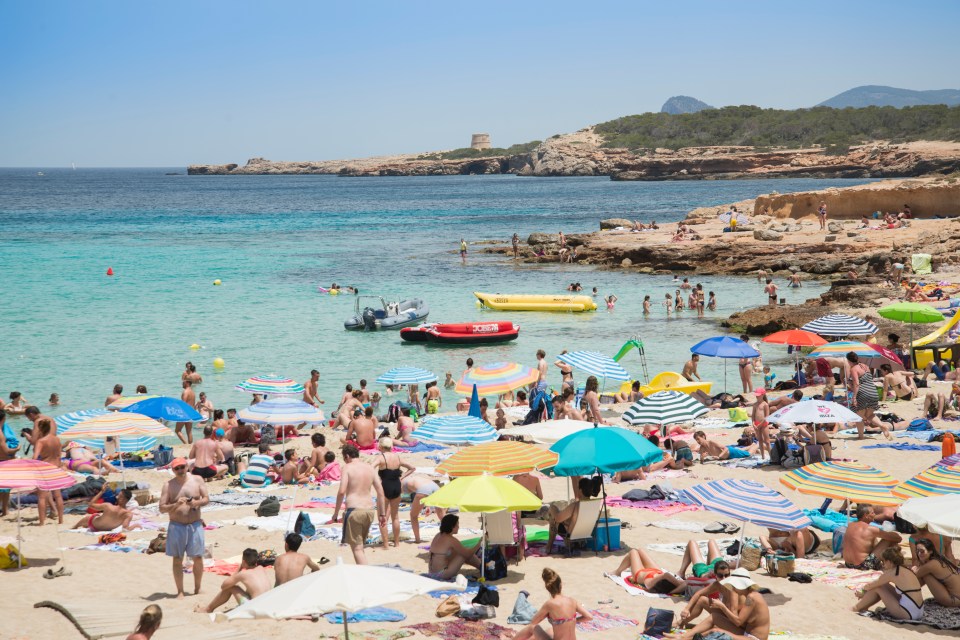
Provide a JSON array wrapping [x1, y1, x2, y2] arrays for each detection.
[[61, 411, 173, 439], [780, 461, 901, 506], [455, 362, 539, 396], [893, 465, 960, 499], [0, 459, 76, 492], [436, 441, 558, 477], [106, 395, 159, 410]]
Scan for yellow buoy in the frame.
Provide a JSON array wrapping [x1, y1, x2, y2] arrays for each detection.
[[189, 343, 201, 350], [213, 357, 225, 369], [213, 279, 222, 286]]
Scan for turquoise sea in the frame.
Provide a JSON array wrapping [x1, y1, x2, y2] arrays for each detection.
[[0, 170, 876, 421]]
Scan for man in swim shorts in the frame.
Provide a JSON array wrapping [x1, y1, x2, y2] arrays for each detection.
[[694, 431, 757, 463], [332, 445, 387, 564], [843, 504, 901, 570], [188, 426, 227, 480], [159, 458, 209, 598], [74, 486, 137, 532], [195, 548, 272, 613]]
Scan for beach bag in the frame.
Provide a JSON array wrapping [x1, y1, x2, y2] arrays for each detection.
[[908, 418, 933, 432], [643, 607, 674, 637], [944, 433, 957, 458], [728, 407, 749, 422], [769, 437, 787, 466], [458, 604, 496, 620], [803, 444, 825, 466], [765, 552, 795, 578], [255, 496, 280, 517], [294, 511, 316, 538], [482, 546, 508, 581], [472, 583, 500, 607], [507, 590, 537, 624], [0, 544, 26, 569], [154, 446, 173, 467], [435, 596, 460, 618], [256, 550, 277, 566], [740, 543, 762, 571], [259, 425, 276, 445]]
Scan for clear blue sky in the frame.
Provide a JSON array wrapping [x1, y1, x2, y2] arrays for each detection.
[[2, 1, 957, 167]]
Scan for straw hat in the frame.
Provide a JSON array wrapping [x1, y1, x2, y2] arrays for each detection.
[[721, 568, 758, 591]]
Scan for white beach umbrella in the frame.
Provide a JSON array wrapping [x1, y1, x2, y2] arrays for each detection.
[[500, 418, 603, 444], [897, 494, 960, 538], [766, 400, 861, 425]]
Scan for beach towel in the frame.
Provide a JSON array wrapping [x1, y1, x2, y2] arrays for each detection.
[[394, 441, 447, 453], [792, 558, 881, 591], [321, 631, 414, 640], [427, 578, 496, 599], [405, 620, 512, 640], [867, 599, 960, 629], [604, 571, 670, 598], [576, 610, 639, 633], [605, 497, 701, 515], [324, 607, 406, 623], [233, 512, 330, 532], [647, 520, 705, 532], [316, 461, 342, 481], [862, 443, 941, 451], [803, 508, 851, 533], [648, 538, 741, 557], [912, 253, 932, 276]]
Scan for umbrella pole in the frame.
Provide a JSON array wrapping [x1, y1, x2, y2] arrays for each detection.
[[736, 520, 747, 569], [481, 514, 487, 581], [343, 611, 350, 640], [286, 485, 299, 533], [17, 498, 22, 569], [724, 361, 728, 394], [599, 467, 611, 553]]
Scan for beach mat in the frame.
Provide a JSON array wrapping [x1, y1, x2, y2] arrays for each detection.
[[868, 599, 960, 630], [321, 631, 414, 640], [604, 571, 670, 598], [324, 607, 405, 623], [405, 620, 512, 640], [576, 610, 639, 633], [793, 558, 881, 591]]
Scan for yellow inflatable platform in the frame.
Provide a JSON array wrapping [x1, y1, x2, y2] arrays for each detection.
[[637, 371, 712, 396], [474, 292, 597, 312]]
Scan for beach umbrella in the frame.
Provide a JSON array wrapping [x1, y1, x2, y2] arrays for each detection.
[[217, 558, 464, 637], [106, 395, 158, 410], [375, 367, 437, 386], [807, 340, 899, 371], [763, 329, 828, 379], [550, 426, 663, 549], [234, 375, 304, 397], [468, 384, 481, 419], [454, 362, 539, 396], [556, 351, 631, 382], [934, 453, 960, 468], [690, 336, 759, 391], [54, 409, 109, 431], [878, 302, 945, 365], [893, 465, 960, 499], [801, 314, 878, 337], [237, 397, 326, 425], [0, 459, 76, 568], [56, 409, 158, 453], [766, 399, 861, 425], [411, 415, 498, 446], [780, 461, 901, 507], [897, 494, 960, 538], [436, 441, 559, 477], [60, 412, 174, 483], [121, 396, 204, 423], [499, 418, 601, 445], [867, 343, 905, 371], [621, 391, 708, 430]]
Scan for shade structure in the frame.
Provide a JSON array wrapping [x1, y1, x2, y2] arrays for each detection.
[[893, 465, 960, 499], [436, 441, 559, 477], [867, 343, 905, 371], [780, 462, 901, 506], [766, 400, 861, 425], [121, 396, 204, 422], [423, 474, 542, 513], [106, 395, 158, 410], [375, 367, 437, 386], [691, 336, 760, 359], [556, 351, 630, 382], [74, 436, 157, 453], [762, 329, 828, 348], [237, 397, 326, 425], [934, 453, 960, 468], [684, 479, 812, 531], [468, 384, 481, 419], [898, 494, 960, 538], [621, 391, 708, 427], [801, 314, 877, 337], [61, 412, 173, 439], [234, 375, 304, 396], [878, 302, 946, 364], [0, 459, 77, 568], [499, 418, 601, 445], [550, 426, 663, 476], [54, 409, 109, 431], [454, 362, 539, 396], [411, 415, 498, 446], [218, 558, 463, 637], [807, 340, 900, 371]]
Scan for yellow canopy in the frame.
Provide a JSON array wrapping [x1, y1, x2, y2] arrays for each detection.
[[423, 474, 542, 513]]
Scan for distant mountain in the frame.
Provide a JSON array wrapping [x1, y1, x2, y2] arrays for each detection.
[[818, 85, 960, 109], [660, 96, 714, 115]]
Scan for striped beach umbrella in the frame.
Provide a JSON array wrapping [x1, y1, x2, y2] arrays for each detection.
[[73, 436, 158, 453], [0, 459, 77, 568], [935, 454, 960, 468], [621, 391, 708, 426], [780, 461, 901, 506], [556, 351, 631, 382], [60, 412, 173, 439], [412, 415, 498, 446], [807, 340, 899, 370], [121, 396, 204, 422], [684, 479, 812, 531], [238, 397, 326, 425], [107, 395, 159, 410], [436, 441, 558, 477], [801, 314, 878, 337], [375, 367, 438, 386], [767, 399, 861, 425], [893, 465, 960, 499], [55, 409, 110, 431], [455, 362, 539, 396], [235, 375, 305, 396]]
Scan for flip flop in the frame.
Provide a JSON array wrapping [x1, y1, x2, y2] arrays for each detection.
[[319, 557, 330, 564], [722, 523, 741, 534]]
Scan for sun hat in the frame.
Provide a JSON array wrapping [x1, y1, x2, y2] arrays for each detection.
[[721, 568, 758, 591]]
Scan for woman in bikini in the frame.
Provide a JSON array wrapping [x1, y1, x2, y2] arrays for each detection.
[[853, 547, 925, 621], [513, 568, 591, 640], [555, 352, 575, 392], [913, 537, 960, 607], [607, 547, 687, 595], [581, 376, 607, 425], [879, 363, 918, 401], [371, 438, 414, 548], [847, 352, 892, 440], [427, 514, 482, 580]]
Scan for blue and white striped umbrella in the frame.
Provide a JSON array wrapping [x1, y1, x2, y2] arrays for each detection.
[[238, 398, 326, 425], [55, 409, 110, 431], [412, 415, 498, 446], [801, 314, 878, 337], [556, 351, 630, 381], [375, 367, 438, 386], [684, 479, 812, 531], [621, 391, 708, 426], [56, 410, 159, 452]]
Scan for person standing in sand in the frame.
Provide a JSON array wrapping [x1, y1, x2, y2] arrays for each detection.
[[274, 532, 322, 586], [331, 444, 387, 565], [160, 457, 209, 598], [34, 418, 64, 525], [176, 380, 196, 444], [188, 426, 226, 480], [817, 201, 827, 230], [195, 548, 271, 613], [751, 388, 771, 460]]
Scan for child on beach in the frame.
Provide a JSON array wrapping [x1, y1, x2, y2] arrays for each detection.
[[643, 295, 651, 315], [707, 291, 716, 310], [664, 294, 673, 314], [763, 366, 776, 389]]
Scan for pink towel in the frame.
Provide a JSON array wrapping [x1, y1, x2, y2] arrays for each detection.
[[604, 497, 701, 515], [316, 461, 341, 481]]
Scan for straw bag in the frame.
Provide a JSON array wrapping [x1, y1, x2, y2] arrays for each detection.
[[765, 552, 796, 577], [740, 544, 762, 571]]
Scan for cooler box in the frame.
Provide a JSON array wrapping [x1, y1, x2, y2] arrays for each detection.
[[591, 517, 621, 551]]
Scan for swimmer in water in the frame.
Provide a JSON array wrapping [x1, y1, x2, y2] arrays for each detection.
[[606, 294, 617, 310]]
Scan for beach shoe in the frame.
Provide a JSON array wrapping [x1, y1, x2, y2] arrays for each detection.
[[704, 522, 726, 533], [319, 557, 330, 564], [788, 572, 813, 583], [722, 522, 740, 534], [43, 567, 72, 579]]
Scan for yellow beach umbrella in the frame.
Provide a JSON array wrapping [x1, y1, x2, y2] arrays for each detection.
[[780, 461, 901, 506], [436, 441, 558, 477], [423, 474, 541, 513]]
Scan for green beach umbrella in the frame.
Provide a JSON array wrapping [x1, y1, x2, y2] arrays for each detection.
[[877, 302, 945, 365]]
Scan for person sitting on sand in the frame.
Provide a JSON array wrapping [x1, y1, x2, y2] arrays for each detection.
[[238, 442, 280, 488], [227, 419, 256, 445], [910, 524, 957, 567], [684, 570, 771, 640], [758, 527, 820, 559], [62, 442, 121, 474], [126, 605, 162, 640], [391, 407, 418, 447], [879, 363, 918, 401], [693, 431, 756, 462], [615, 380, 643, 403], [75, 486, 138, 532], [922, 357, 960, 382], [196, 548, 272, 613], [427, 514, 482, 580], [343, 406, 377, 449], [676, 563, 739, 631], [913, 537, 960, 608], [853, 547, 924, 621], [513, 568, 592, 640], [280, 449, 312, 484], [274, 532, 321, 586], [402, 473, 445, 544], [663, 437, 695, 468], [843, 504, 902, 570], [607, 548, 687, 595], [306, 433, 329, 475]]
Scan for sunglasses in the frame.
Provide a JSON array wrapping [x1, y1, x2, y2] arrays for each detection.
[[173, 465, 186, 471]]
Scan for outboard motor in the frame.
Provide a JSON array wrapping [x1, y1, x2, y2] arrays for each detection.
[[361, 307, 377, 331]]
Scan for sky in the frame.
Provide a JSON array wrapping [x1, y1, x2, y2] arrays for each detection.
[[1, 1, 958, 167]]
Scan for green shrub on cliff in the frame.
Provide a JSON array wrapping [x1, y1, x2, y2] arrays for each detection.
[[595, 104, 960, 150], [419, 140, 541, 160]]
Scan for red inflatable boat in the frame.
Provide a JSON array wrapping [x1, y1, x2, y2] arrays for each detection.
[[400, 321, 519, 345]]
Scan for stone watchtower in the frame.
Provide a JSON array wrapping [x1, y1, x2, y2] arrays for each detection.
[[471, 133, 491, 150]]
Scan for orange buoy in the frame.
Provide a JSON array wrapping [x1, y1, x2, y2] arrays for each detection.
[[106, 267, 114, 276]]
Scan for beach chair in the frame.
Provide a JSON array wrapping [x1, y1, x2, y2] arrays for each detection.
[[484, 508, 524, 563], [560, 498, 604, 553]]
